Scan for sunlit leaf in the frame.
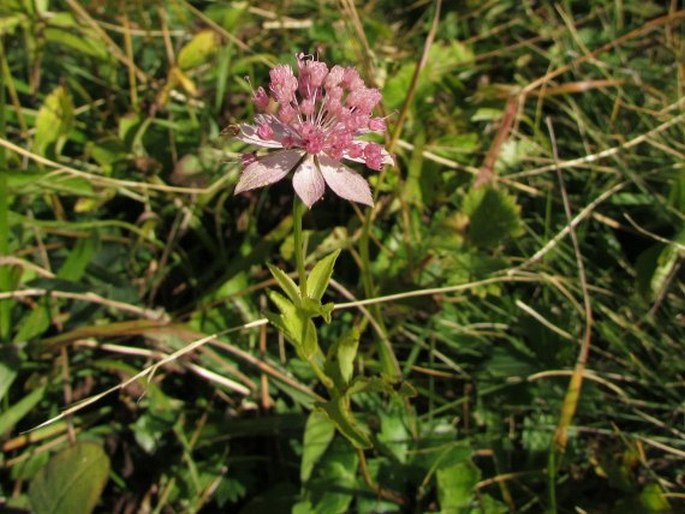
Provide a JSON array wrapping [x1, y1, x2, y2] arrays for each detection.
[[0, 385, 44, 436], [306, 249, 340, 302], [267, 263, 300, 303], [300, 410, 336, 482], [33, 85, 74, 157], [318, 396, 371, 449], [436, 460, 480, 512], [177, 30, 220, 70], [28, 442, 111, 514], [462, 186, 523, 249]]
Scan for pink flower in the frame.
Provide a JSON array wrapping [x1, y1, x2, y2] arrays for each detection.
[[234, 54, 393, 208]]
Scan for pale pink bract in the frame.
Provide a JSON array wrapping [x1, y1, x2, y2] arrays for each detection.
[[233, 54, 392, 208]]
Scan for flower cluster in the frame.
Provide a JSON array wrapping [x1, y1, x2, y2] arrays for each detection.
[[233, 54, 392, 208]]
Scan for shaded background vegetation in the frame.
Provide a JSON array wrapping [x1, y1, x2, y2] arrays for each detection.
[[0, 0, 684, 512]]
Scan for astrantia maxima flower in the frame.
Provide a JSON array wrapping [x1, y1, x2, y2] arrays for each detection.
[[233, 54, 392, 208]]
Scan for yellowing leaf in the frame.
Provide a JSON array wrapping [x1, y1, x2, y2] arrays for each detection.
[[33, 85, 74, 157], [177, 30, 220, 70]]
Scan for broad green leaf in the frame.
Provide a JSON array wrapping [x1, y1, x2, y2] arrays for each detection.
[[325, 327, 360, 387], [319, 397, 371, 449], [299, 296, 334, 323], [267, 291, 319, 359], [292, 500, 315, 514], [33, 85, 74, 157], [471, 108, 502, 122], [298, 438, 358, 514], [383, 40, 472, 111], [636, 228, 684, 300], [306, 249, 340, 302], [437, 460, 480, 512], [28, 442, 110, 514], [0, 385, 44, 436], [462, 186, 523, 249], [0, 14, 26, 33], [475, 494, 509, 514], [267, 263, 300, 303], [0, 360, 17, 401], [378, 397, 411, 464], [427, 133, 480, 159], [639, 483, 671, 512], [300, 410, 336, 482], [300, 319, 319, 360], [177, 30, 220, 70], [45, 27, 108, 60], [57, 237, 95, 281], [14, 298, 50, 342]]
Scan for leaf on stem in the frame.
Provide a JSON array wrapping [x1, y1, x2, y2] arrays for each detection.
[[306, 249, 341, 302], [318, 396, 371, 449], [300, 410, 336, 482], [267, 263, 301, 304]]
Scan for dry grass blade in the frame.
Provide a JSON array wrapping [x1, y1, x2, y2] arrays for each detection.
[[0, 288, 168, 321], [0, 135, 233, 195], [388, 0, 443, 154], [522, 10, 685, 95], [28, 325, 261, 432], [546, 117, 594, 454]]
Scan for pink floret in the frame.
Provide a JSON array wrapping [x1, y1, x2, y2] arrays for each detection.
[[234, 53, 393, 208]]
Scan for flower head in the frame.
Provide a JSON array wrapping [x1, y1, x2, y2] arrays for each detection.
[[234, 54, 392, 208]]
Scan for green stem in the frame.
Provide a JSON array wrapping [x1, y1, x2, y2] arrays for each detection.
[[547, 448, 558, 514], [292, 196, 307, 296], [0, 36, 11, 342], [359, 211, 400, 378]]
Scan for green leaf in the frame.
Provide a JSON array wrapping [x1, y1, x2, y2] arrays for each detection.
[[636, 227, 684, 300], [0, 385, 45, 436], [33, 85, 74, 157], [268, 290, 298, 320], [427, 133, 480, 159], [0, 360, 17, 401], [300, 410, 336, 482], [377, 397, 411, 464], [437, 460, 480, 512], [319, 396, 371, 449], [177, 29, 220, 70], [639, 483, 671, 512], [306, 249, 341, 302], [28, 442, 111, 514], [267, 263, 301, 303], [299, 297, 334, 323], [14, 299, 52, 343], [267, 291, 319, 359], [300, 319, 319, 360], [45, 27, 108, 60], [325, 327, 360, 387], [298, 438, 358, 514], [58, 237, 96, 281], [462, 186, 523, 249]]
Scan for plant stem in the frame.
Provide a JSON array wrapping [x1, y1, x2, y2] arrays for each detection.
[[359, 213, 400, 378], [292, 196, 307, 296], [547, 449, 557, 514], [357, 448, 406, 506], [0, 36, 11, 342]]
